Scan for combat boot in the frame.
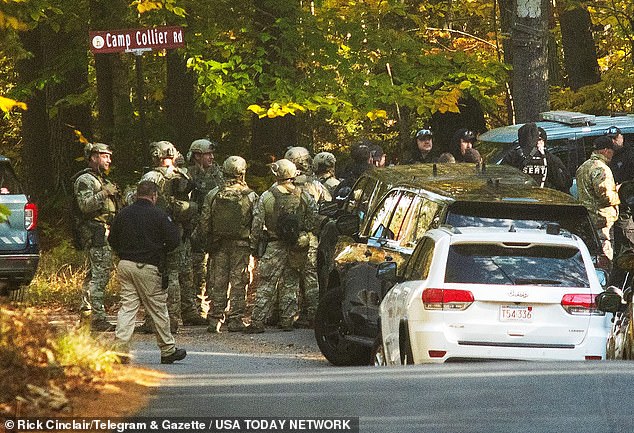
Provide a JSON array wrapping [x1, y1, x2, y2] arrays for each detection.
[[243, 322, 265, 334], [227, 319, 246, 333], [91, 318, 115, 332], [207, 318, 223, 333], [182, 313, 207, 326]]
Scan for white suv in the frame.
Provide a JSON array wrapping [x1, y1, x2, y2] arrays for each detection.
[[376, 225, 610, 365]]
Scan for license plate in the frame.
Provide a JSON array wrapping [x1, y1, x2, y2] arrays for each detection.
[[500, 305, 533, 322]]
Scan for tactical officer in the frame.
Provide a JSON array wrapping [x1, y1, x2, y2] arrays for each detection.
[[193, 156, 258, 333], [186, 139, 224, 316], [246, 159, 319, 333], [109, 180, 186, 364], [576, 136, 621, 262], [448, 128, 476, 162], [72, 142, 121, 332], [502, 123, 572, 193], [607, 126, 634, 184], [406, 129, 436, 163], [313, 152, 340, 196], [138, 141, 202, 332], [283, 147, 328, 326], [284, 147, 332, 204]]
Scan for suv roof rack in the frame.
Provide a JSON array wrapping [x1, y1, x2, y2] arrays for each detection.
[[539, 111, 596, 126]]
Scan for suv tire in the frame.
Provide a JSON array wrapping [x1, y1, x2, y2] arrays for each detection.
[[314, 288, 371, 366]]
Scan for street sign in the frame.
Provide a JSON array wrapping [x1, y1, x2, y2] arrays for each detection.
[[89, 26, 184, 54]]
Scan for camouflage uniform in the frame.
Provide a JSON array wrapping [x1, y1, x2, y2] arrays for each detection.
[[576, 152, 620, 260], [286, 148, 329, 326], [193, 164, 258, 332], [141, 154, 199, 328], [72, 157, 120, 329], [248, 162, 319, 332], [188, 161, 224, 312], [313, 152, 340, 196], [318, 172, 340, 196]]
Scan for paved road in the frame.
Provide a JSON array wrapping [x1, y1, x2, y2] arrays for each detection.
[[129, 326, 634, 433]]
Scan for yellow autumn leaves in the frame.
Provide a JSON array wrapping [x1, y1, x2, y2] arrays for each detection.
[[0, 96, 27, 113]]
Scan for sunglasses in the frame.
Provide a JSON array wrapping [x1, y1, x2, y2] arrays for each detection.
[[416, 129, 433, 138]]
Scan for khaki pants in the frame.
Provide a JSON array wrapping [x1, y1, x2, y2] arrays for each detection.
[[598, 224, 614, 261], [114, 260, 175, 357]]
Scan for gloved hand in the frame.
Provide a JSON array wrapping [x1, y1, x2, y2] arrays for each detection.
[[102, 183, 118, 196]]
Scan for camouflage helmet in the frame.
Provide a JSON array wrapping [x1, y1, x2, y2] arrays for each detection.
[[223, 155, 247, 177], [84, 142, 112, 159], [150, 140, 177, 160], [187, 139, 216, 161], [270, 159, 298, 181], [313, 152, 336, 172], [284, 147, 312, 171]]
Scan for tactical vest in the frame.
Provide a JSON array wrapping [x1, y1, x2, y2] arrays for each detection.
[[269, 186, 304, 246], [211, 186, 254, 240], [151, 166, 195, 223], [71, 168, 119, 249]]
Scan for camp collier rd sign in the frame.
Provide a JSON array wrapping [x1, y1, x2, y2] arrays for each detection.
[[89, 26, 184, 53]]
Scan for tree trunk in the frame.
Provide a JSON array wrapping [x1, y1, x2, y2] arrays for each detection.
[[559, 7, 600, 90], [165, 51, 206, 155], [511, 0, 550, 123], [16, 28, 52, 202], [43, 25, 92, 195], [89, 0, 137, 180], [250, 0, 300, 160], [497, 0, 515, 122]]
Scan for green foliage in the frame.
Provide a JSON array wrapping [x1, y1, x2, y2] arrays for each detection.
[[27, 238, 120, 309], [187, 0, 508, 144], [54, 326, 120, 374]]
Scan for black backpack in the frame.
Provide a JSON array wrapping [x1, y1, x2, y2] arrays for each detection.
[[269, 186, 303, 246]]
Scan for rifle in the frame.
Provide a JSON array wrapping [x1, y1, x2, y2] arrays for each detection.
[[256, 229, 269, 258]]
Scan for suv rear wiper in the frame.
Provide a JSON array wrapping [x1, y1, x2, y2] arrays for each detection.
[[514, 278, 562, 285]]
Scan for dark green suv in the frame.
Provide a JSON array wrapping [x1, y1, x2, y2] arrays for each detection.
[[315, 163, 602, 365]]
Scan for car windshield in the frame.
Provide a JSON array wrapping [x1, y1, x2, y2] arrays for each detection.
[[445, 243, 589, 287]]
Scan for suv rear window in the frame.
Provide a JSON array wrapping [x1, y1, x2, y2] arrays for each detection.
[[445, 243, 589, 287], [0, 162, 23, 195]]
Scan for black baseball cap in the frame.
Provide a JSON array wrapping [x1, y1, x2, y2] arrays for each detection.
[[416, 128, 433, 138], [593, 135, 614, 150]]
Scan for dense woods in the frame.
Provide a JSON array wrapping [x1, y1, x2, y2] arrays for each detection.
[[0, 0, 633, 214]]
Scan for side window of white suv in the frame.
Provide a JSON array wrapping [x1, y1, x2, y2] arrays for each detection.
[[403, 237, 436, 280]]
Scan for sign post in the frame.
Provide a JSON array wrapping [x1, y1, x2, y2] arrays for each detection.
[[89, 26, 185, 144]]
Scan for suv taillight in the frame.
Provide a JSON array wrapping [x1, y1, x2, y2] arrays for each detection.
[[422, 288, 474, 311], [561, 294, 604, 316], [24, 202, 37, 230]]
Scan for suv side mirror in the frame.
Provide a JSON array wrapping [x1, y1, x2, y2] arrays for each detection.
[[336, 213, 360, 236], [595, 286, 626, 314], [376, 261, 399, 284]]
